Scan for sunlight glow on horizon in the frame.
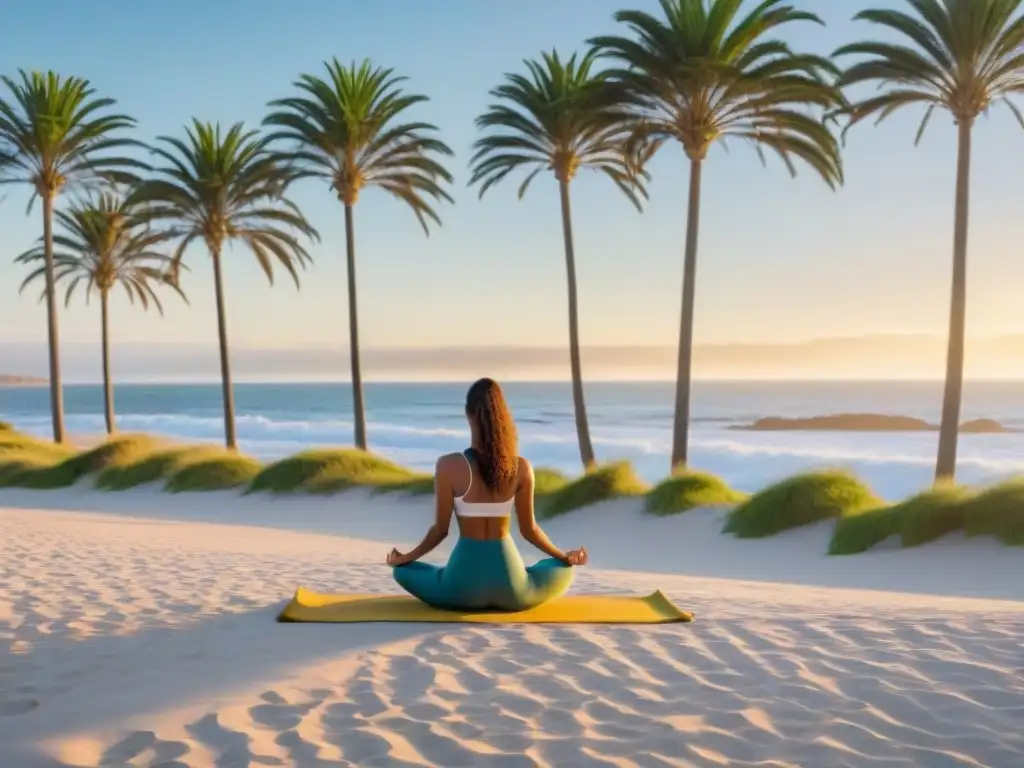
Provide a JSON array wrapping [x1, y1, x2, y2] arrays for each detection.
[[0, 0, 1022, 363]]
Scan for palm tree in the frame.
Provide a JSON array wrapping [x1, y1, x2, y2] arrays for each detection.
[[131, 120, 319, 450], [834, 0, 1024, 483], [0, 70, 142, 443], [15, 191, 185, 434], [469, 49, 647, 470], [264, 58, 454, 451], [590, 0, 844, 471]]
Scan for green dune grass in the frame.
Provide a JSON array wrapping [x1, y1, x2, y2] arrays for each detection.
[[725, 469, 883, 539], [0, 429, 71, 460], [963, 480, 1024, 546], [644, 471, 745, 516], [166, 453, 263, 492], [2, 424, 1024, 555], [2, 433, 164, 489], [895, 485, 976, 548], [828, 506, 900, 555], [828, 485, 974, 555], [96, 445, 244, 490], [248, 449, 429, 495], [533, 467, 571, 497], [0, 431, 74, 484], [538, 461, 648, 519]]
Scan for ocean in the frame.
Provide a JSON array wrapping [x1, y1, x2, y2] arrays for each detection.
[[3, 380, 1024, 500]]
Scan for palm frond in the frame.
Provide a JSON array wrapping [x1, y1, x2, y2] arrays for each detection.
[[589, 0, 844, 186], [265, 58, 453, 235], [15, 189, 185, 310], [469, 48, 648, 208], [0, 70, 144, 212], [835, 0, 1024, 135], [130, 120, 319, 288]]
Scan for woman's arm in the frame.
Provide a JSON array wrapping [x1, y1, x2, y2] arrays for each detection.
[[514, 458, 571, 564], [390, 456, 455, 566]]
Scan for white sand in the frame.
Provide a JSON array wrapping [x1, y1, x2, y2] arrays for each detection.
[[2, 489, 1024, 767]]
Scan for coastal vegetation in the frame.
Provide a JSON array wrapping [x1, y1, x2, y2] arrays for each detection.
[[724, 470, 883, 539], [0, 425, 1019, 554], [2, 0, 1024, 488], [644, 471, 746, 516]]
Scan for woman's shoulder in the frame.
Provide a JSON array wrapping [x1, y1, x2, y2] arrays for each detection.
[[435, 450, 472, 476], [516, 456, 534, 478]]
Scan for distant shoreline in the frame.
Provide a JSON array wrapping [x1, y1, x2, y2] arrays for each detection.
[[732, 414, 1014, 434], [0, 375, 46, 387]]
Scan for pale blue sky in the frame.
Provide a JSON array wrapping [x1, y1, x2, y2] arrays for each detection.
[[1, 0, 1023, 361]]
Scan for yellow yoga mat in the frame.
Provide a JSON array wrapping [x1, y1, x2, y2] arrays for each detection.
[[278, 587, 694, 624]]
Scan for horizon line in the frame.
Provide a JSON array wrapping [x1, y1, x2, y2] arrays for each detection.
[[13, 375, 1024, 386]]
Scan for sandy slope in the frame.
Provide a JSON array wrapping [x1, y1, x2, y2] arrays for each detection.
[[1, 490, 1024, 767]]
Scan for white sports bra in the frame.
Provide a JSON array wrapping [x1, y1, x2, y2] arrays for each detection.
[[454, 450, 515, 518]]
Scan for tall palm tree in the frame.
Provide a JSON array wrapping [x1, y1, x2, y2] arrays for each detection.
[[131, 120, 319, 450], [469, 49, 647, 470], [0, 70, 142, 443], [591, 0, 844, 471], [15, 192, 185, 434], [264, 58, 454, 451], [834, 0, 1024, 483]]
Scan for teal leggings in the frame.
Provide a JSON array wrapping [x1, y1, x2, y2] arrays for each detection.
[[392, 536, 574, 611]]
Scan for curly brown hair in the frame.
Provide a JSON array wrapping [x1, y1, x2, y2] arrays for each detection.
[[465, 377, 518, 493]]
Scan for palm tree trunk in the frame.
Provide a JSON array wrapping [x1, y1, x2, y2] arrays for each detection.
[[41, 191, 67, 443], [344, 203, 368, 451], [934, 121, 973, 483], [558, 178, 596, 469], [670, 159, 704, 471], [211, 248, 238, 451], [100, 289, 116, 434]]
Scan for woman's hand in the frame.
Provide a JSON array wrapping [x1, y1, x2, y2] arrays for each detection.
[[386, 548, 414, 567], [564, 546, 588, 566]]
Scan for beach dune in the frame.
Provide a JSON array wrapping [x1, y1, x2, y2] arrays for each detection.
[[2, 488, 1023, 767]]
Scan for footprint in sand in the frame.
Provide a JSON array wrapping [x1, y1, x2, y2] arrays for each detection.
[[0, 697, 40, 716]]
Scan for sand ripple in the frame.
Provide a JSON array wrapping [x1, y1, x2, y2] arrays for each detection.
[[2, 508, 1024, 767]]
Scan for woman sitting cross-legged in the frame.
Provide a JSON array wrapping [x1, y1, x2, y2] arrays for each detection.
[[386, 377, 587, 611]]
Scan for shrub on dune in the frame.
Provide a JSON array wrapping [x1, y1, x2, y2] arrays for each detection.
[[3, 433, 163, 489], [165, 454, 262, 493], [248, 449, 425, 495], [0, 429, 73, 485], [534, 467, 571, 497], [725, 470, 882, 539], [644, 471, 745, 516], [0, 448, 69, 484], [828, 507, 900, 555], [0, 430, 69, 459], [96, 445, 242, 490], [829, 485, 974, 555], [895, 485, 975, 548], [963, 480, 1024, 546], [538, 461, 647, 519]]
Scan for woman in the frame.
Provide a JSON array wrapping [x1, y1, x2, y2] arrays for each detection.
[[387, 377, 588, 611]]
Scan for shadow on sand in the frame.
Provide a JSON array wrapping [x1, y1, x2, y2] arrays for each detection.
[[2, 602, 440, 766]]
